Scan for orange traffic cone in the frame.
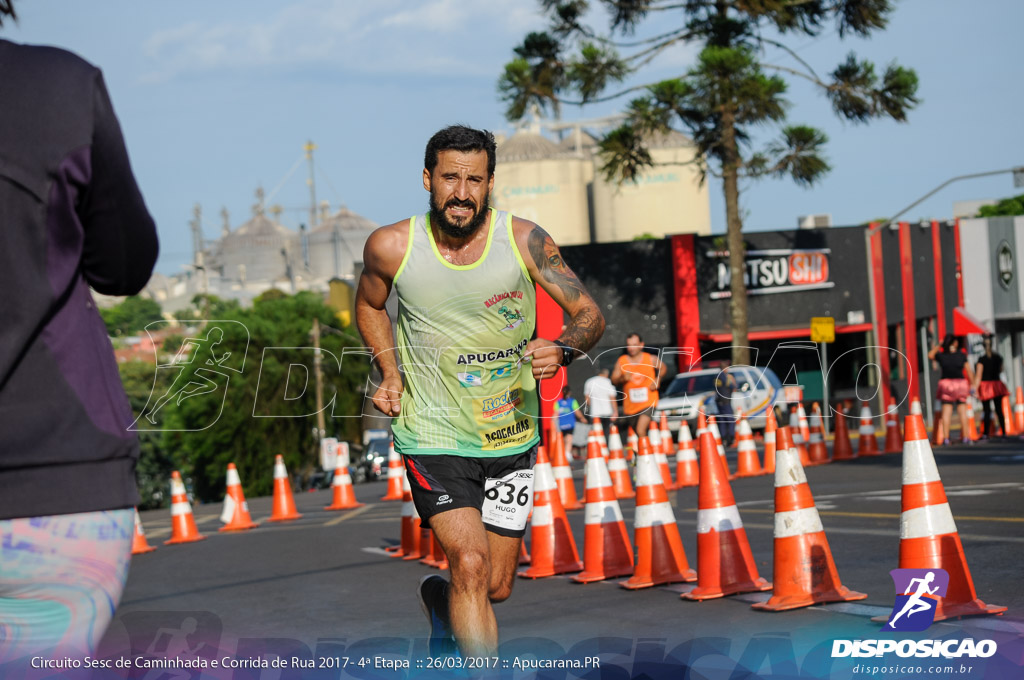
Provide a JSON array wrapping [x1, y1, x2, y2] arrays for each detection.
[[807, 403, 829, 465], [965, 402, 980, 442], [674, 420, 699, 488], [647, 425, 673, 491], [405, 524, 430, 561], [752, 426, 867, 611], [608, 434, 635, 499], [608, 424, 629, 463], [627, 427, 639, 461], [165, 471, 206, 545], [932, 406, 945, 446], [910, 398, 922, 415], [732, 415, 763, 478], [380, 440, 404, 501], [858, 401, 880, 456], [220, 463, 259, 532], [659, 414, 676, 456], [682, 431, 771, 600], [883, 399, 903, 454], [519, 445, 582, 578], [268, 455, 303, 522], [572, 436, 634, 583], [1015, 387, 1024, 434], [622, 437, 696, 589], [550, 425, 583, 510], [592, 419, 608, 458], [1001, 395, 1016, 436], [880, 416, 1006, 622], [831, 403, 855, 461], [325, 444, 365, 511], [789, 409, 810, 466], [708, 416, 731, 478], [420, 530, 449, 570], [131, 508, 157, 554], [763, 409, 778, 474], [798, 403, 812, 458], [391, 471, 421, 559]]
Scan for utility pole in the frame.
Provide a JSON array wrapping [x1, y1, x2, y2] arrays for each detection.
[[305, 140, 318, 230], [312, 317, 326, 443]]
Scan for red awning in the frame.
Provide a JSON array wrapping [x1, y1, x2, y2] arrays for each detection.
[[952, 307, 992, 336]]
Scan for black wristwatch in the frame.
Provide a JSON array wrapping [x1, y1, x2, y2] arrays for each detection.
[[554, 340, 576, 367]]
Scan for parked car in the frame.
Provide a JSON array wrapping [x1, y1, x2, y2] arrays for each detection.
[[351, 437, 391, 483], [654, 365, 788, 432]]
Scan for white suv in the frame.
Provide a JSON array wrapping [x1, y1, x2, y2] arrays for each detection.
[[654, 366, 787, 432]]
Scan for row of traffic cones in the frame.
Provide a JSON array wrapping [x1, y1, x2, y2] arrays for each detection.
[[135, 441, 376, 549]]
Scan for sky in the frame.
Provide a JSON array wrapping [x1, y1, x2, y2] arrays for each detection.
[[3, 0, 1022, 277]]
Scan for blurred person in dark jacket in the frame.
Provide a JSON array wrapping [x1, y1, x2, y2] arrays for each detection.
[[0, 2, 159, 662]]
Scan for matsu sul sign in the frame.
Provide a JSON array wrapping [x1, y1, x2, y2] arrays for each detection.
[[710, 248, 833, 300]]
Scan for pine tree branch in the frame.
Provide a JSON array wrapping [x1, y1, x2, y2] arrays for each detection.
[[756, 36, 821, 82]]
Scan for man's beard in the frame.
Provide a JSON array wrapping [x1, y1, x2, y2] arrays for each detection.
[[429, 192, 491, 239]]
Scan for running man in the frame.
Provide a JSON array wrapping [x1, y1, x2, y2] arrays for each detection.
[[888, 571, 940, 627], [611, 332, 666, 437], [355, 125, 604, 657]]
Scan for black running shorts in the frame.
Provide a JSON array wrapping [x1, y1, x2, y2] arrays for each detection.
[[403, 447, 537, 538]]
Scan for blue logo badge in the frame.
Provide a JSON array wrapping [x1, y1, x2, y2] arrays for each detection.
[[883, 568, 949, 631]]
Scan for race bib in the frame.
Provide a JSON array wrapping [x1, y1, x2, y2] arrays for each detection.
[[629, 387, 650, 404], [481, 468, 535, 531]]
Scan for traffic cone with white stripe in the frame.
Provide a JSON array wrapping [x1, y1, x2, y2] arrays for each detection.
[[732, 415, 763, 478], [648, 425, 675, 490], [831, 403, 855, 461], [807, 403, 829, 465], [752, 426, 867, 611], [608, 424, 628, 463], [380, 440, 404, 501], [627, 427, 639, 462], [798, 403, 813, 459], [858, 401, 880, 456], [607, 433, 635, 499], [591, 418, 608, 457], [682, 431, 771, 600], [519, 445, 582, 578], [910, 398, 922, 416], [708, 416, 731, 478], [659, 413, 675, 457], [131, 508, 157, 554], [420, 530, 449, 570], [392, 471, 421, 559], [550, 423, 583, 510], [268, 455, 303, 522], [1015, 387, 1024, 434], [622, 437, 696, 589], [325, 443, 364, 511], [165, 471, 206, 544], [674, 420, 699, 488], [789, 409, 810, 466], [884, 399, 903, 454], [220, 463, 259, 532], [965, 402, 980, 442], [572, 436, 634, 583], [878, 415, 1006, 622], [763, 409, 778, 474]]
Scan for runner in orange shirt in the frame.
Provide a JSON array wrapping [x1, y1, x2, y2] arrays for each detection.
[[611, 332, 666, 437]]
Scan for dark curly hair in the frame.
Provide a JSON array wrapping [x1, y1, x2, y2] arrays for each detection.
[[424, 125, 497, 177]]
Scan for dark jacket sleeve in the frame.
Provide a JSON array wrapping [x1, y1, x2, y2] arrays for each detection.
[[78, 71, 158, 295]]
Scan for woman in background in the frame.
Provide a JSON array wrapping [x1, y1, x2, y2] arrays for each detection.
[[974, 335, 1009, 439], [928, 335, 972, 446]]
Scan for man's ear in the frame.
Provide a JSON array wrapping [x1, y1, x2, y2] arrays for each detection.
[[423, 168, 432, 192]]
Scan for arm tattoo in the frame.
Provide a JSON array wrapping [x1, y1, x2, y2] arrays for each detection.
[[527, 226, 604, 353], [528, 226, 583, 303]]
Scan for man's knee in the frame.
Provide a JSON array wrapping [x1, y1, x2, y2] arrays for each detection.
[[448, 548, 490, 590], [488, 578, 515, 603]]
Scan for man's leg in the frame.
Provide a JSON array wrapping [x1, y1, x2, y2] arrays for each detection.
[[486, 531, 522, 604], [428, 507, 499, 657], [635, 413, 651, 437]]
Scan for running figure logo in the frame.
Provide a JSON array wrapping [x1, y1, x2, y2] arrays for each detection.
[[883, 568, 949, 631], [136, 322, 249, 431]]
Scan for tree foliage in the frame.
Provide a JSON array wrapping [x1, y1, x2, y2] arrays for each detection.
[[100, 295, 163, 337], [120, 291, 370, 505], [978, 194, 1024, 218], [499, 0, 919, 364]]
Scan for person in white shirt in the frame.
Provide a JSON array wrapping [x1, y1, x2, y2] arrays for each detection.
[[583, 368, 618, 428]]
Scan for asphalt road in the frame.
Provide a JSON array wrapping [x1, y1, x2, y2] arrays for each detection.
[[85, 439, 1024, 678]]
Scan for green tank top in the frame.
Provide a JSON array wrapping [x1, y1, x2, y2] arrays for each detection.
[[391, 208, 539, 457]]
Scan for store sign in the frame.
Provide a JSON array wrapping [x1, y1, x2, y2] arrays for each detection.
[[997, 241, 1013, 289], [710, 249, 834, 300]]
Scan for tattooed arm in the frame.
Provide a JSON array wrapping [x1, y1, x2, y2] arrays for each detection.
[[515, 218, 605, 380]]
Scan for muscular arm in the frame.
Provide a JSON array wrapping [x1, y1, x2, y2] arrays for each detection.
[[355, 222, 409, 416], [515, 218, 605, 379]]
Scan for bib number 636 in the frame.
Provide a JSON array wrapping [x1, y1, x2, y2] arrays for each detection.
[[481, 469, 534, 531]]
